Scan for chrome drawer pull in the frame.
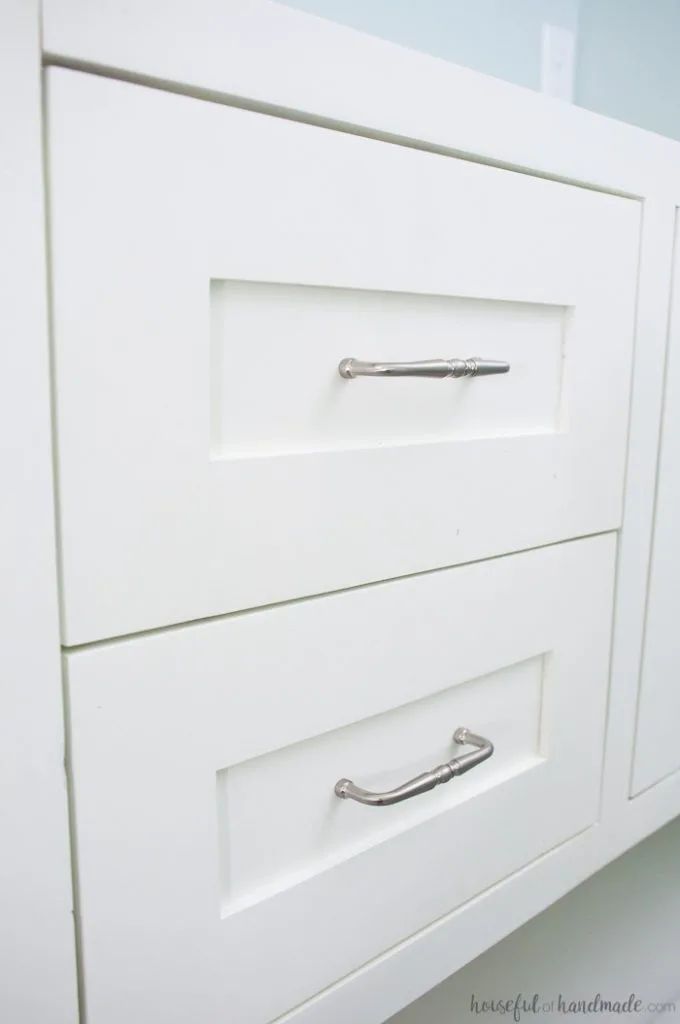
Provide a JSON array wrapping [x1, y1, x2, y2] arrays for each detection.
[[334, 727, 494, 807], [338, 357, 510, 380]]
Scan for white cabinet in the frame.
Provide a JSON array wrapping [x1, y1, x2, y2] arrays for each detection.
[[66, 536, 614, 1024], [46, 68, 639, 644], [5, 2, 676, 1022]]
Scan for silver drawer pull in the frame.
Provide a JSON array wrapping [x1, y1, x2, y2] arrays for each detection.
[[338, 357, 510, 380], [334, 727, 494, 807]]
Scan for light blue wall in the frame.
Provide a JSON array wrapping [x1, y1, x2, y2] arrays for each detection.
[[281, 0, 579, 90], [280, 0, 680, 141], [577, 0, 680, 139]]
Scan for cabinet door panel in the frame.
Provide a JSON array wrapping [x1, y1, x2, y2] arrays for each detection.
[[632, 211, 680, 794]]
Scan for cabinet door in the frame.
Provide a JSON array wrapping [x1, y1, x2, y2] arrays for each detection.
[[66, 535, 615, 1024], [632, 215, 680, 794], [47, 68, 639, 643]]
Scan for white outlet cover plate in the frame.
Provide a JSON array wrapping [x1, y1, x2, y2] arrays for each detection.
[[541, 23, 576, 103]]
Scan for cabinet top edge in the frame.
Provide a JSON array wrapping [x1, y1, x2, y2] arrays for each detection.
[[42, 0, 680, 203]]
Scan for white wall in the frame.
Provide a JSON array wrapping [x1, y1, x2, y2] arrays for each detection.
[[389, 817, 680, 1024]]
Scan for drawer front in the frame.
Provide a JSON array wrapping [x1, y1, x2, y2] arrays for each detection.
[[47, 68, 638, 644], [66, 535, 615, 1024]]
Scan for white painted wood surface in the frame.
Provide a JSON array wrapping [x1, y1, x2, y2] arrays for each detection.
[[46, 68, 639, 645], [41, 0, 680, 198], [287, 183, 680, 1019], [209, 283, 565, 454], [0, 3, 78, 1022], [1, 2, 678, 1021], [599, 197, 677, 814], [632, 208, 680, 795], [388, 817, 680, 1024], [66, 535, 615, 1024], [216, 657, 543, 909]]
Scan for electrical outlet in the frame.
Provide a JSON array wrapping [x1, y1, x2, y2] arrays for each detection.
[[541, 23, 575, 102]]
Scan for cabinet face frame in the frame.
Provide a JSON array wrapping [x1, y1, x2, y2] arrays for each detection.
[[32, 2, 680, 1023], [0, 4, 79, 1023]]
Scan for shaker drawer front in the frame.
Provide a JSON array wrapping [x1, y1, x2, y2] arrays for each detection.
[[66, 535, 615, 1024], [47, 68, 639, 644]]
